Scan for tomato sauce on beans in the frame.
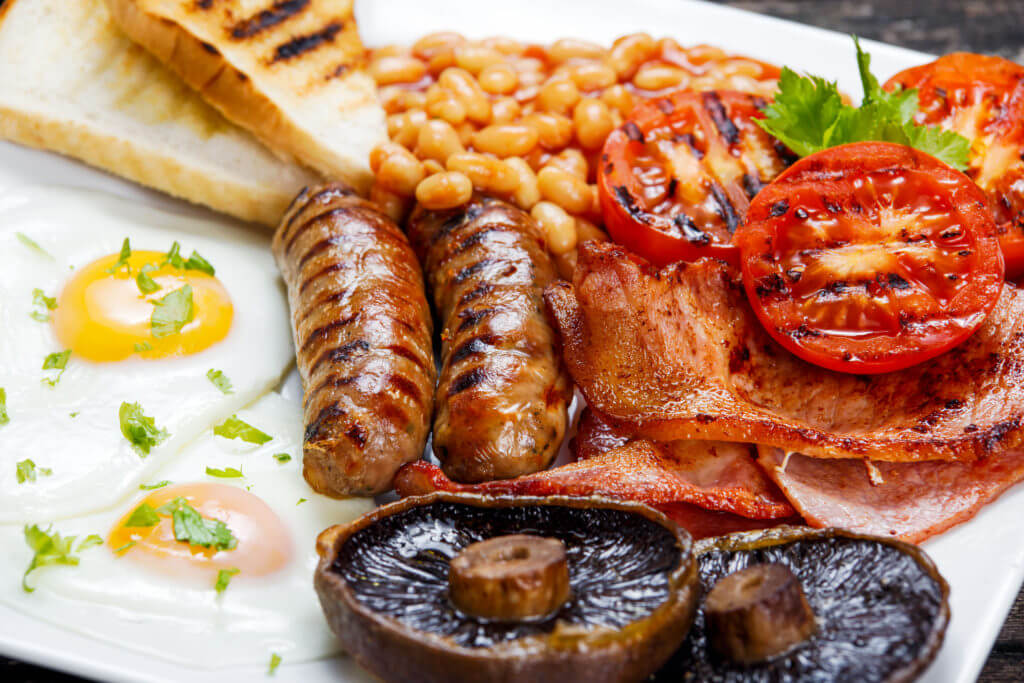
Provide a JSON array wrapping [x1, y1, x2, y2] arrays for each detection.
[[367, 32, 781, 277]]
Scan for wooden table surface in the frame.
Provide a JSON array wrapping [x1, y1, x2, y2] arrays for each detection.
[[4, 1, 1022, 681]]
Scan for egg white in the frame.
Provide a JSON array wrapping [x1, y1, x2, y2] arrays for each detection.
[[0, 392, 373, 668], [0, 187, 294, 522]]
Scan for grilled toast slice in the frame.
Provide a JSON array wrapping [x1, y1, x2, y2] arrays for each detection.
[[105, 0, 385, 193], [0, 0, 319, 226]]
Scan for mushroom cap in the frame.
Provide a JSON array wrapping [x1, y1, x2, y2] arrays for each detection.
[[314, 493, 699, 683], [653, 526, 950, 683]]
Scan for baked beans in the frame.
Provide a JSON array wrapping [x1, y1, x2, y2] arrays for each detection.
[[367, 32, 781, 277]]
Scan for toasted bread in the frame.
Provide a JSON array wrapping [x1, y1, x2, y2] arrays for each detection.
[[105, 0, 385, 193], [0, 0, 320, 226]]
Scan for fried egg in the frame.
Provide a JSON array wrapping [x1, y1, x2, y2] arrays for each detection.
[[0, 392, 373, 667], [0, 187, 294, 522]]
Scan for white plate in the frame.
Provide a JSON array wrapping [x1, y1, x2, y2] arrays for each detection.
[[1, 0, 1020, 681]]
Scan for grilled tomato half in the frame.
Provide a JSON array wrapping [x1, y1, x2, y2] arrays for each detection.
[[886, 53, 1024, 277], [597, 90, 795, 267], [734, 141, 1004, 374]]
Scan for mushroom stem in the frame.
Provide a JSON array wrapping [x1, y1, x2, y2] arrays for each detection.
[[705, 562, 816, 663], [448, 534, 570, 621]]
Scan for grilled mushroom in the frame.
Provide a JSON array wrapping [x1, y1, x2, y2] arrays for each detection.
[[654, 526, 950, 682], [314, 493, 700, 683]]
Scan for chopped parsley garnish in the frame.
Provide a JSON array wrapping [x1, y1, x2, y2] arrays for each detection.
[[22, 525, 101, 592], [163, 241, 185, 269], [135, 264, 161, 295], [215, 567, 239, 593], [156, 497, 237, 551], [139, 480, 171, 490], [69, 411, 79, 418], [272, 453, 291, 464], [118, 402, 168, 456], [41, 350, 71, 387], [30, 288, 57, 322], [114, 540, 136, 554], [16, 232, 53, 260], [0, 388, 8, 427], [206, 369, 233, 394], [134, 342, 153, 353], [16, 459, 52, 484], [185, 251, 215, 276], [206, 466, 243, 479], [296, 498, 307, 506], [756, 37, 970, 171], [268, 653, 282, 675], [106, 238, 132, 274], [123, 503, 161, 528], [151, 284, 194, 338], [214, 415, 272, 445]]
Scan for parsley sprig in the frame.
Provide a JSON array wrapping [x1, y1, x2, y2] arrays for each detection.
[[756, 37, 970, 170], [22, 526, 102, 592]]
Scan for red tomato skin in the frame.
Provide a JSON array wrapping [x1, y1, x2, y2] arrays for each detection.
[[735, 142, 1005, 374]]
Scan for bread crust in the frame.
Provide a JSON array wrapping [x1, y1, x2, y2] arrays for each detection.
[[104, 0, 381, 194]]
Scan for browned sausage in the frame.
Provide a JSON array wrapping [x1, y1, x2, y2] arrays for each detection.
[[273, 183, 435, 496], [408, 195, 571, 482]]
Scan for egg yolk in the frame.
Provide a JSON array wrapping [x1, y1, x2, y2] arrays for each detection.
[[54, 250, 232, 361], [108, 483, 292, 580]]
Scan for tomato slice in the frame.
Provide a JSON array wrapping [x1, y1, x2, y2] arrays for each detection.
[[885, 53, 1024, 277], [734, 141, 1004, 374], [598, 90, 795, 267]]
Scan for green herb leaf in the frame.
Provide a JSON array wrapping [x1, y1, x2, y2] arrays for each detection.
[[0, 388, 9, 428], [272, 453, 291, 464], [118, 402, 169, 456], [139, 480, 171, 490], [134, 342, 153, 353], [16, 232, 54, 260], [756, 37, 970, 170], [16, 459, 52, 484], [22, 525, 97, 592], [213, 415, 272, 445], [215, 567, 239, 593], [123, 503, 161, 528], [114, 540, 136, 554], [41, 350, 71, 387], [136, 264, 161, 295], [185, 251, 215, 276], [77, 535, 104, 552], [205, 466, 243, 479], [151, 285, 194, 338], [106, 238, 132, 274], [156, 497, 237, 551], [296, 498, 307, 506], [268, 653, 282, 675], [162, 241, 185, 269], [30, 288, 57, 322], [206, 369, 233, 394]]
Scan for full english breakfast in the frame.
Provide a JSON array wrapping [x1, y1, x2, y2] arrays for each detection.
[[1, 0, 1023, 680]]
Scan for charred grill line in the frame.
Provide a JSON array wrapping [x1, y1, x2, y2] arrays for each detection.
[[271, 21, 343, 63], [702, 91, 740, 146], [448, 367, 488, 396], [283, 206, 359, 254], [230, 0, 309, 39], [300, 312, 361, 354], [450, 334, 499, 364], [709, 182, 740, 233], [298, 262, 352, 295]]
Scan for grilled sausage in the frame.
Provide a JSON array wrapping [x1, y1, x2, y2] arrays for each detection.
[[408, 195, 572, 482], [273, 183, 435, 496]]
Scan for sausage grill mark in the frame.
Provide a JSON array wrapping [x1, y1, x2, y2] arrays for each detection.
[[298, 262, 352, 295], [448, 367, 488, 396], [283, 205, 361, 255], [300, 312, 361, 354], [450, 334, 498, 364]]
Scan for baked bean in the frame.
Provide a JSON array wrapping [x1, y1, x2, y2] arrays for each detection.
[[576, 216, 609, 244], [377, 150, 426, 196], [544, 149, 588, 178], [478, 63, 519, 95], [438, 67, 492, 124], [633, 63, 687, 91], [537, 166, 592, 214], [491, 97, 522, 124], [425, 84, 467, 124], [422, 159, 445, 175], [413, 32, 465, 59], [504, 157, 541, 210], [446, 152, 520, 194], [370, 183, 412, 223], [554, 249, 577, 280], [608, 32, 656, 79], [600, 84, 636, 116], [455, 121, 477, 146], [416, 119, 465, 163], [570, 62, 617, 92], [573, 98, 614, 150], [472, 123, 539, 157], [454, 44, 503, 74], [426, 50, 457, 76], [387, 109, 428, 148], [481, 36, 525, 55], [531, 201, 577, 254], [370, 55, 427, 85], [547, 38, 608, 64], [537, 77, 581, 115], [526, 112, 574, 151], [380, 87, 427, 114], [415, 171, 473, 209]]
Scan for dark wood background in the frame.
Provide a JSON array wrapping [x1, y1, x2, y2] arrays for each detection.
[[4, 0, 1022, 681]]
